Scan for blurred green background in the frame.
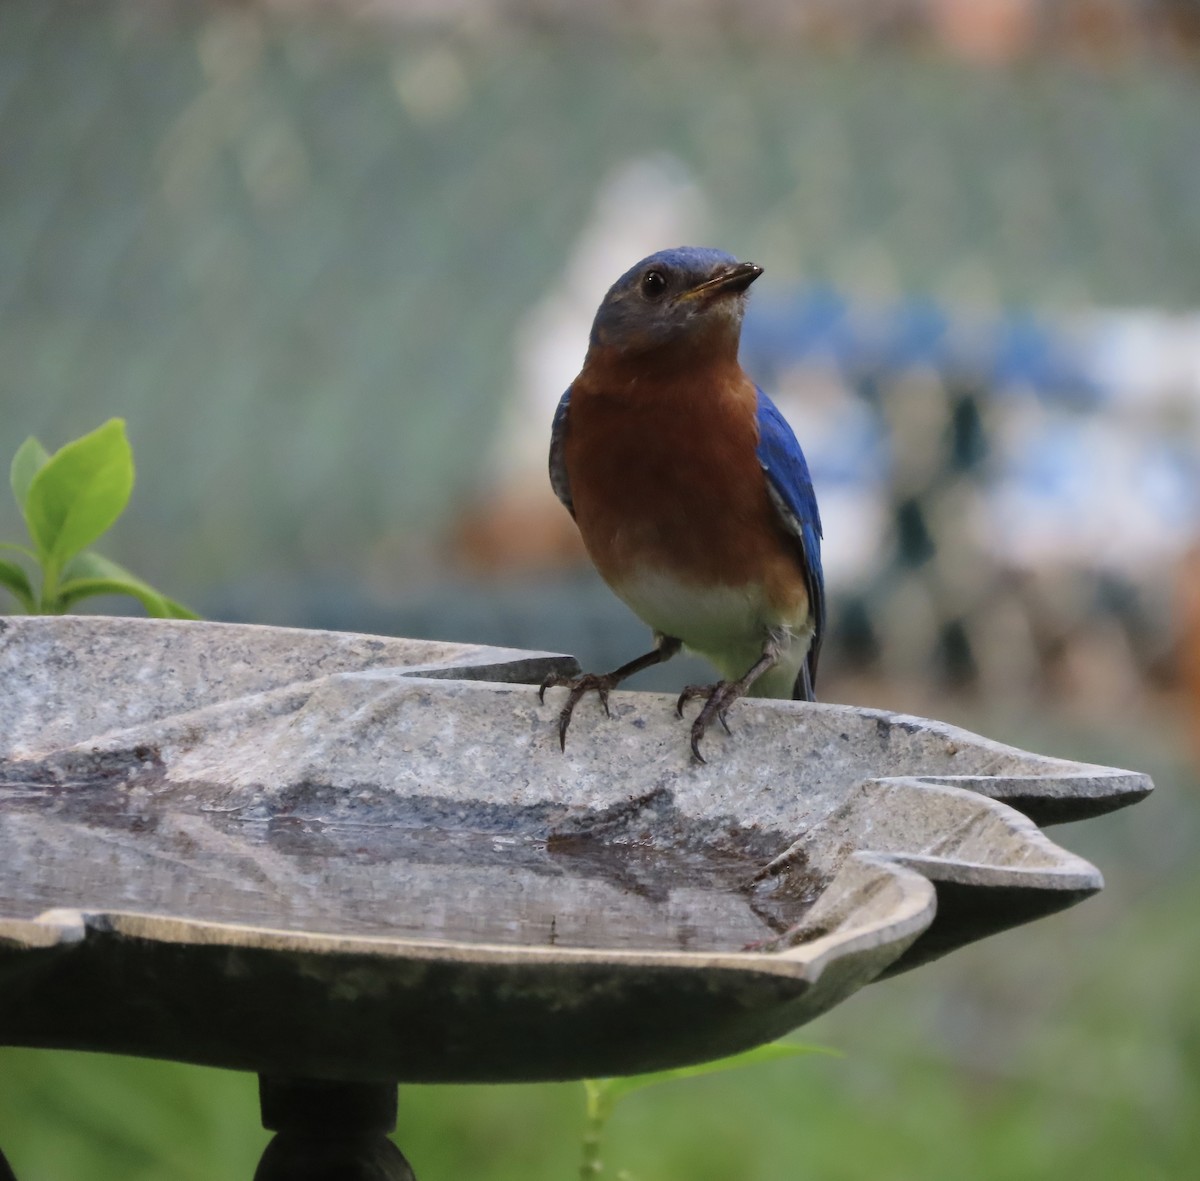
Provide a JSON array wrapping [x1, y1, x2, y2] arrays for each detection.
[[3, 1, 1200, 1178]]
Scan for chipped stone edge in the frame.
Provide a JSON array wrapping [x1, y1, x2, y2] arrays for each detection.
[[0, 778, 1092, 991], [0, 619, 1126, 989], [0, 860, 936, 1013]]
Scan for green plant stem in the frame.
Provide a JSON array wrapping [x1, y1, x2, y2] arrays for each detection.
[[580, 1082, 610, 1179], [38, 558, 60, 613], [580, 1124, 603, 1178]]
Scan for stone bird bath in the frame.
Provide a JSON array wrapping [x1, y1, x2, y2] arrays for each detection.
[[0, 617, 1152, 1179]]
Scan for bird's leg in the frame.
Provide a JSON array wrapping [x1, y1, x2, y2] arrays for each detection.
[[540, 636, 682, 751], [675, 637, 782, 763]]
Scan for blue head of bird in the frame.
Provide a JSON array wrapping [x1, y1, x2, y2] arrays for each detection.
[[587, 246, 762, 363]]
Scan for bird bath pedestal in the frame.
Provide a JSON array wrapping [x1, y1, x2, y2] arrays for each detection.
[[0, 617, 1152, 1178]]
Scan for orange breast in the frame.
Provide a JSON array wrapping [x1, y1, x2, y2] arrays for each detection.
[[563, 366, 809, 621]]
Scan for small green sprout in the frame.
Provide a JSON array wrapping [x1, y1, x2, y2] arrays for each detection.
[[1, 418, 196, 618], [580, 1040, 837, 1179]]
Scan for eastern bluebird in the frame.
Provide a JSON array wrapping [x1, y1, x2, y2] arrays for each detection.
[[540, 246, 825, 760]]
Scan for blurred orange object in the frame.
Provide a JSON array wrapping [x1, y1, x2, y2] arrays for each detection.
[[929, 0, 1037, 63], [451, 481, 587, 576]]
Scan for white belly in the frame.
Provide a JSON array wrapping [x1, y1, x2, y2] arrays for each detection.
[[613, 567, 812, 699]]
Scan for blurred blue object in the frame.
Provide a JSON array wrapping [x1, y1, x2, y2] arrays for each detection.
[[743, 287, 1098, 401]]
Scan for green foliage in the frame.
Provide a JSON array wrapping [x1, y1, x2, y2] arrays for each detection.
[[579, 1042, 835, 1179], [2, 419, 196, 618]]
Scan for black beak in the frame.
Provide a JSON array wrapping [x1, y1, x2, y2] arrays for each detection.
[[685, 261, 763, 300]]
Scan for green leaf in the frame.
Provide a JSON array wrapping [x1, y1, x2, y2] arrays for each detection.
[[0, 556, 35, 611], [23, 419, 134, 565], [10, 436, 50, 511], [159, 596, 201, 620], [59, 551, 199, 619], [586, 1041, 836, 1119], [56, 577, 162, 616]]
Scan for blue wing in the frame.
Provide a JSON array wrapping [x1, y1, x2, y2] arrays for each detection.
[[754, 387, 825, 701], [548, 388, 574, 518]]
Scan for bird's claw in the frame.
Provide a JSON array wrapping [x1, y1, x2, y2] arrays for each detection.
[[675, 681, 740, 763], [539, 671, 620, 751]]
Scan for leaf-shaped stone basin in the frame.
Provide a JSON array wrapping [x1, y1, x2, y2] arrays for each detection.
[[0, 617, 1151, 1083]]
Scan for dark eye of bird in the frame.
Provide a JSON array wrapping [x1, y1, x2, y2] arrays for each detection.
[[641, 270, 667, 298]]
